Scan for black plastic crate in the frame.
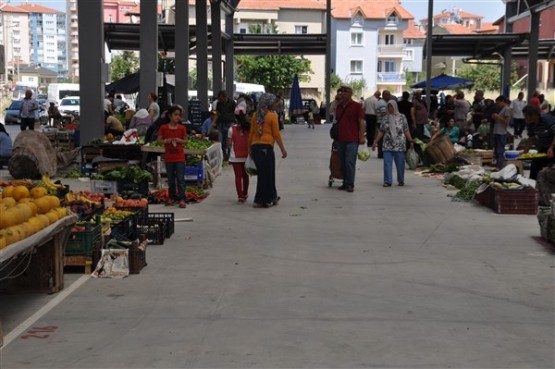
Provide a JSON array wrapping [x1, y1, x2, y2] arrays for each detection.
[[117, 180, 149, 196], [138, 212, 174, 238], [137, 223, 165, 245]]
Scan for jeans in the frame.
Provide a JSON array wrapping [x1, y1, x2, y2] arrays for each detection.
[[251, 144, 277, 205], [218, 122, 232, 160], [383, 150, 405, 185], [165, 161, 185, 201], [513, 118, 525, 136], [336, 141, 358, 187], [494, 133, 507, 170], [231, 162, 249, 199], [20, 118, 35, 131]]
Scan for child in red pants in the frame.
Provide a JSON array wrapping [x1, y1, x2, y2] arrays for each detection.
[[227, 113, 250, 202]]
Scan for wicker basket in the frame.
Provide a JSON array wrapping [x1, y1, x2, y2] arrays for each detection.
[[427, 135, 456, 164]]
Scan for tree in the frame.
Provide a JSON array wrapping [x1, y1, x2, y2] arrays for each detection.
[[348, 78, 367, 98], [110, 51, 139, 81], [235, 24, 313, 95], [457, 63, 521, 92], [330, 73, 343, 92]]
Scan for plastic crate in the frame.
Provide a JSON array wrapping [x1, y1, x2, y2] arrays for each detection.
[[474, 185, 493, 208], [184, 162, 204, 184], [491, 187, 538, 215], [117, 180, 149, 196], [139, 212, 174, 238], [137, 223, 165, 245], [65, 222, 102, 256], [90, 180, 118, 195]]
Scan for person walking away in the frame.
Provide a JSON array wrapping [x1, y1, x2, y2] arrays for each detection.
[[397, 91, 413, 137], [227, 112, 250, 203], [214, 90, 236, 161], [148, 92, 160, 121], [523, 104, 555, 179], [376, 90, 393, 158], [510, 92, 527, 138], [249, 93, 287, 208], [275, 95, 285, 130], [364, 91, 380, 148], [410, 90, 428, 140], [372, 100, 414, 187], [491, 95, 512, 170], [0, 124, 12, 168], [454, 91, 471, 132], [470, 90, 486, 133], [19, 89, 38, 131], [157, 105, 188, 208], [529, 91, 541, 107], [335, 85, 366, 192]]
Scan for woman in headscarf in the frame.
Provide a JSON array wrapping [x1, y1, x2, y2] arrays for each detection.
[[371, 100, 414, 187], [248, 93, 288, 208]]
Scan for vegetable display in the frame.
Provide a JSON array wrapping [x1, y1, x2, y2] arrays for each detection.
[[95, 167, 153, 183]]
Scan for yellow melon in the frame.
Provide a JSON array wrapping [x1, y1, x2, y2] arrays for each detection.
[[37, 214, 51, 227], [45, 195, 61, 209], [30, 186, 48, 199], [12, 186, 30, 201], [55, 207, 67, 218], [1, 208, 20, 229], [2, 197, 16, 208], [0, 230, 6, 249], [34, 197, 51, 214], [2, 185, 14, 199], [4, 226, 23, 245], [28, 217, 44, 232], [25, 202, 38, 216], [45, 210, 59, 225], [14, 204, 32, 223]]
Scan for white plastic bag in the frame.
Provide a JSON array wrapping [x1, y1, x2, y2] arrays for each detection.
[[245, 155, 258, 176], [406, 147, 419, 170], [357, 145, 370, 161]]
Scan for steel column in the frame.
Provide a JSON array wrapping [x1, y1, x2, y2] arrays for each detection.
[[527, 11, 540, 99], [175, 0, 189, 113], [211, 1, 222, 95], [139, 0, 158, 109], [196, 0, 209, 111]]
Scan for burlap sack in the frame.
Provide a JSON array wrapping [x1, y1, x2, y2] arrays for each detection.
[[8, 130, 57, 179]]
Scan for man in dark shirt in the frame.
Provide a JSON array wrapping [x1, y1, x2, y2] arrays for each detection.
[[523, 104, 555, 179], [214, 90, 236, 161]]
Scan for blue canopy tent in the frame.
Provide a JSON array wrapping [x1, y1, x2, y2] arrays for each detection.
[[289, 73, 304, 120], [411, 73, 473, 90]]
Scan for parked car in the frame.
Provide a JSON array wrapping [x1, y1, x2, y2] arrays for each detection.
[[4, 100, 22, 125], [59, 96, 80, 116]]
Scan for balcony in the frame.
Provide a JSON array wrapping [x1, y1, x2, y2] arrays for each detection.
[[377, 72, 405, 84], [377, 44, 405, 57]]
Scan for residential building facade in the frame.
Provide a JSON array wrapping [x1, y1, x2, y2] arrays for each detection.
[[0, 3, 31, 83]]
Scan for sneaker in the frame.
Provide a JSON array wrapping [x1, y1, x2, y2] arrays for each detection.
[[346, 186, 354, 193], [178, 200, 187, 208]]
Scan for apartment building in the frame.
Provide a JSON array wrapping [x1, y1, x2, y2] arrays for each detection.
[[17, 3, 66, 77], [0, 3, 31, 80]]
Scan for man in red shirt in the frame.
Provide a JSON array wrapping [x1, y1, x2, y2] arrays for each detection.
[[335, 85, 366, 192]]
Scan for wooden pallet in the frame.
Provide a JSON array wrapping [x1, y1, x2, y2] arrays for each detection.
[[64, 255, 93, 274]]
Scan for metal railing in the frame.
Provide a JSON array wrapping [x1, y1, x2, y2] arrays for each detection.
[[377, 44, 405, 55], [377, 72, 405, 83]]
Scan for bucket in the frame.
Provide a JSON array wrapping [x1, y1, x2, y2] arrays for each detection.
[[427, 135, 456, 164]]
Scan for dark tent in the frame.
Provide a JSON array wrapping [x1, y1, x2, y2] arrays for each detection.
[[105, 71, 174, 94]]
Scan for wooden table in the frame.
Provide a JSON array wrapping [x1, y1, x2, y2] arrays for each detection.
[[0, 214, 78, 294]]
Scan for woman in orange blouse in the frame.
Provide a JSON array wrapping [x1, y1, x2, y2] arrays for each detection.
[[249, 93, 288, 208]]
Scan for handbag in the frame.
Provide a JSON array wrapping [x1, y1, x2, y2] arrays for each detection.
[[329, 123, 339, 140], [245, 155, 258, 176]]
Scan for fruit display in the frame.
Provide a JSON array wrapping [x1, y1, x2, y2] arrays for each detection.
[[0, 184, 69, 249], [148, 137, 212, 151], [62, 192, 104, 219], [517, 152, 548, 160], [114, 196, 148, 208], [102, 207, 134, 222]]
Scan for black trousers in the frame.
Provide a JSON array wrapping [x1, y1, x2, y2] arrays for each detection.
[[365, 114, 377, 147], [251, 144, 277, 205]]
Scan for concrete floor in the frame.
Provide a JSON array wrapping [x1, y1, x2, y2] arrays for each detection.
[[0, 123, 554, 368]]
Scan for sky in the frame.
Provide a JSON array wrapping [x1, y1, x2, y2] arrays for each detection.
[[12, 0, 507, 24]]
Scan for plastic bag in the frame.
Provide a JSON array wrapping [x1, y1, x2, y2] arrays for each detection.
[[245, 155, 258, 176], [357, 145, 370, 161], [406, 147, 419, 170]]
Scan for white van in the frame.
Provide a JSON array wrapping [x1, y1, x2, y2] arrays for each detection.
[[48, 83, 80, 105]]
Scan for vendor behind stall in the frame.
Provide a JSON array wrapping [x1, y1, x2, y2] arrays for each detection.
[[523, 104, 555, 179], [129, 109, 153, 136], [105, 111, 124, 136], [0, 123, 12, 168]]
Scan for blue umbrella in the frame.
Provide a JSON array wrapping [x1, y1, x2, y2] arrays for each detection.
[[289, 73, 304, 117], [411, 73, 473, 90]]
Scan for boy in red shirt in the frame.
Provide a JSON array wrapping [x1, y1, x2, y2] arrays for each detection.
[[157, 105, 188, 207]]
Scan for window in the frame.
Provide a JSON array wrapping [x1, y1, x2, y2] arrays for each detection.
[[377, 61, 396, 72], [384, 34, 395, 45], [239, 27, 247, 34], [350, 60, 363, 74], [351, 32, 363, 46], [404, 38, 413, 45], [387, 16, 398, 24], [403, 49, 414, 61], [295, 25, 308, 34]]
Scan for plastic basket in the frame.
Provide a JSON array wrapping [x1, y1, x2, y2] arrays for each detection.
[[491, 187, 538, 215], [117, 180, 149, 196], [91, 180, 118, 195], [137, 223, 165, 245], [65, 221, 102, 256], [184, 162, 204, 184], [138, 212, 175, 238]]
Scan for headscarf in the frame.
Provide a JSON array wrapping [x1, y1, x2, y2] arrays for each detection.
[[387, 100, 400, 137], [256, 93, 276, 135]]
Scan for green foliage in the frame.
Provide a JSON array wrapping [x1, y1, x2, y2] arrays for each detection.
[[349, 78, 367, 98], [457, 63, 521, 92], [330, 73, 343, 92], [405, 69, 417, 88], [158, 56, 175, 74], [111, 51, 139, 81], [235, 23, 313, 95]]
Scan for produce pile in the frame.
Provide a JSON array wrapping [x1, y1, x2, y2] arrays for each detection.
[[101, 207, 134, 223], [149, 186, 209, 204], [90, 167, 153, 183], [1, 179, 69, 248], [518, 152, 548, 160], [62, 192, 104, 219], [148, 137, 212, 151]]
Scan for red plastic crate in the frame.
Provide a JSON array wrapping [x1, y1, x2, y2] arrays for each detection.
[[491, 187, 538, 215]]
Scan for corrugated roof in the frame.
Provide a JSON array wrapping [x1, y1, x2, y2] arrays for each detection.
[[404, 19, 425, 39], [331, 0, 413, 19], [16, 3, 61, 14]]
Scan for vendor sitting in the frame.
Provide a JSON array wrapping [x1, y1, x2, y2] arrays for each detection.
[[105, 112, 125, 136], [0, 123, 13, 168], [129, 109, 153, 136], [523, 104, 555, 179], [430, 118, 460, 144], [201, 110, 217, 136]]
